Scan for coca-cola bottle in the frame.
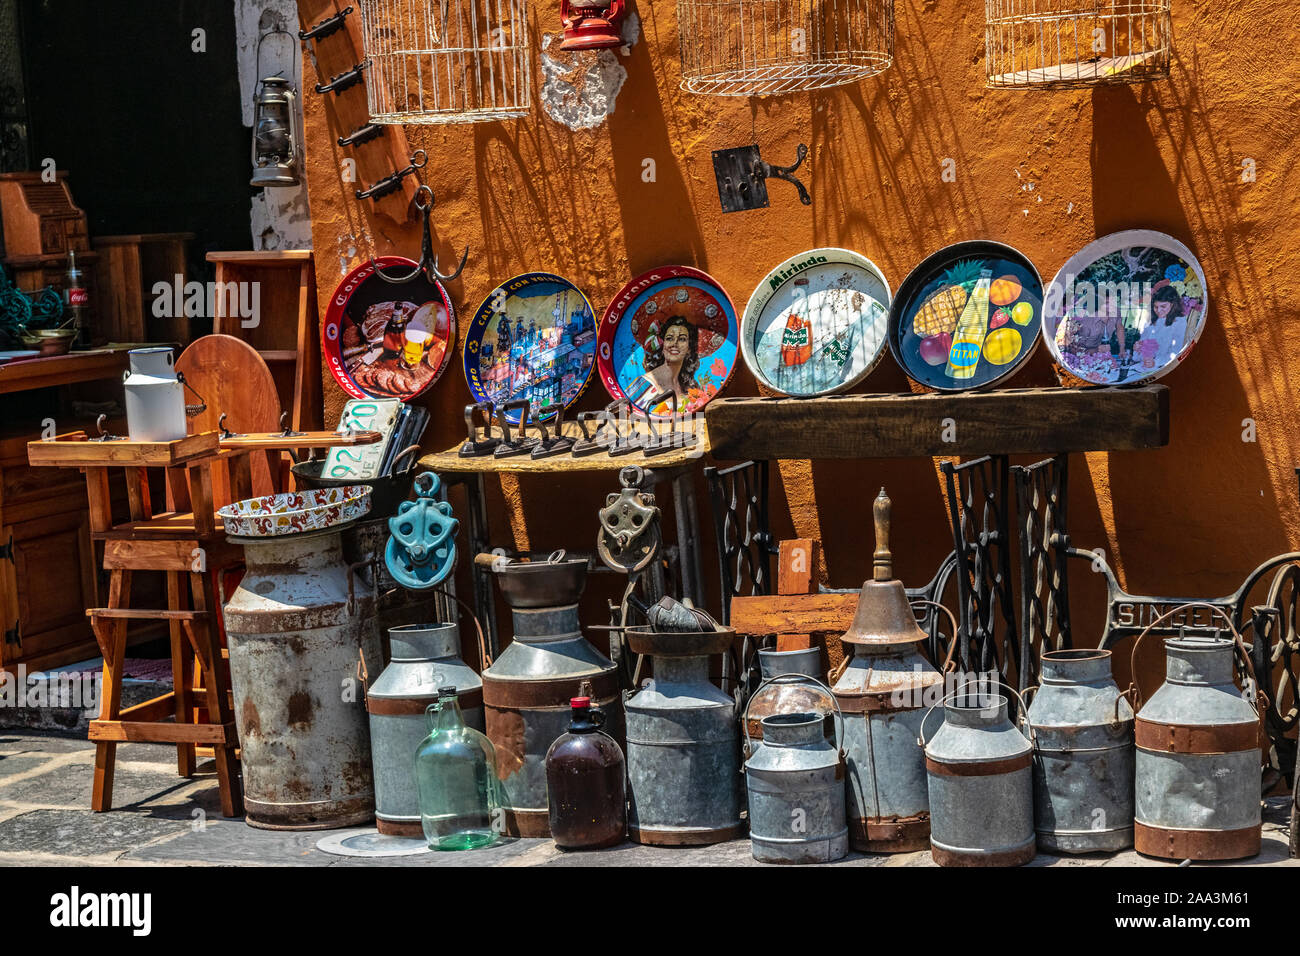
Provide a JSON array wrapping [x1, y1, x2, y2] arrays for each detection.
[[65, 250, 89, 348]]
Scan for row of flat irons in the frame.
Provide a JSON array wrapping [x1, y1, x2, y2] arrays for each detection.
[[457, 397, 699, 461]]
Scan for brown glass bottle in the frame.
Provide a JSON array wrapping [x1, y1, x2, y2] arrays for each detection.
[[545, 696, 626, 850]]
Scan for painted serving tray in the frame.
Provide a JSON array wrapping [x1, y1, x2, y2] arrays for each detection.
[[464, 272, 597, 424], [740, 249, 890, 397], [889, 241, 1043, 391], [598, 266, 737, 417], [323, 256, 455, 402], [219, 486, 372, 537], [1043, 230, 1207, 386]]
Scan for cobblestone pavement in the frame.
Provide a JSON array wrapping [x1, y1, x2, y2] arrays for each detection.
[[1, 729, 1295, 867]]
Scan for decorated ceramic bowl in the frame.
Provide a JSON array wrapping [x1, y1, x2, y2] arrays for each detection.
[[219, 486, 372, 537]]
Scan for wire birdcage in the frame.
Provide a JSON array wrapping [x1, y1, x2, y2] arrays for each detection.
[[358, 0, 532, 124], [985, 0, 1172, 89], [676, 0, 894, 97]]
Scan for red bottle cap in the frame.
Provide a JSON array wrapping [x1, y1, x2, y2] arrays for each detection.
[[570, 696, 591, 708]]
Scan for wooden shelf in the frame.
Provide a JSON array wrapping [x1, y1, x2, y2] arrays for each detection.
[[0, 347, 131, 396], [28, 431, 219, 469], [705, 385, 1169, 461]]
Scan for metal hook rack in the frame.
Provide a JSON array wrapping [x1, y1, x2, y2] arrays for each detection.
[[338, 123, 384, 148], [315, 59, 369, 95], [712, 143, 811, 213], [298, 5, 353, 42], [369, 182, 469, 284]]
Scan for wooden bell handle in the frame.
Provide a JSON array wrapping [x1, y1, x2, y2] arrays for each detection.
[[873, 487, 892, 581]]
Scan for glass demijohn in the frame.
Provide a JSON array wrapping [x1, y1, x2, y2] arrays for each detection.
[[414, 686, 501, 851], [545, 696, 627, 850]]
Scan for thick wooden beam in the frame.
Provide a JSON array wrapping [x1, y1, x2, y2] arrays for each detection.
[[705, 385, 1169, 461], [730, 592, 859, 638]]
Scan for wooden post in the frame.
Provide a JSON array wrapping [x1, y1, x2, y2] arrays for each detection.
[[776, 539, 821, 651]]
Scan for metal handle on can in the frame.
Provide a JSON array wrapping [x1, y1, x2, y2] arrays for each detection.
[[911, 599, 960, 673], [432, 587, 493, 670], [916, 686, 1036, 748], [1125, 602, 1246, 712], [741, 672, 845, 763]]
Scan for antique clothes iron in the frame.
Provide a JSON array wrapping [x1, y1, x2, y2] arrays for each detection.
[[831, 489, 947, 852]]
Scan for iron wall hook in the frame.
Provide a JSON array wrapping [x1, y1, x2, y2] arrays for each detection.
[[372, 183, 470, 285], [762, 144, 811, 206]]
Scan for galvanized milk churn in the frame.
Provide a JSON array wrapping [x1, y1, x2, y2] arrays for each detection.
[[743, 647, 835, 754], [1026, 649, 1134, 853], [223, 526, 380, 829], [832, 489, 950, 852], [480, 553, 623, 837], [624, 626, 744, 845], [921, 692, 1036, 866], [366, 622, 484, 836], [743, 676, 848, 864], [1131, 608, 1265, 861]]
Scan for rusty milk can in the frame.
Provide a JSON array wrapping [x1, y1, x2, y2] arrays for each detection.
[[743, 647, 836, 755], [832, 489, 949, 852], [223, 526, 380, 829], [480, 554, 623, 837], [1026, 649, 1134, 853], [366, 622, 484, 836], [1133, 613, 1264, 861], [744, 677, 848, 864], [625, 626, 743, 845], [921, 692, 1036, 866]]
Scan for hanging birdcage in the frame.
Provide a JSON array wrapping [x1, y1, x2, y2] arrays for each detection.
[[357, 0, 532, 123], [985, 0, 1172, 89], [676, 0, 894, 97]]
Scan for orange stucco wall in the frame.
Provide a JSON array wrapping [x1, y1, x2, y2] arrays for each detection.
[[297, 0, 1299, 692]]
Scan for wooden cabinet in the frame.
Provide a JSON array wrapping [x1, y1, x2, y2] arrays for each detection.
[[0, 435, 99, 671]]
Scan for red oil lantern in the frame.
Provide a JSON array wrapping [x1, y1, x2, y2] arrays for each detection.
[[560, 0, 625, 51]]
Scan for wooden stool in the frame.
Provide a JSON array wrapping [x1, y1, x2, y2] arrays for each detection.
[[30, 432, 245, 815]]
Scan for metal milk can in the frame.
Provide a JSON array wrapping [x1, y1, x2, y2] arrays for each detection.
[[223, 527, 380, 829], [743, 647, 835, 755], [480, 554, 623, 838], [366, 622, 484, 836], [122, 347, 188, 442], [1026, 649, 1134, 853], [921, 693, 1036, 866], [744, 676, 848, 864], [625, 627, 743, 845], [832, 489, 949, 852], [1133, 617, 1264, 861]]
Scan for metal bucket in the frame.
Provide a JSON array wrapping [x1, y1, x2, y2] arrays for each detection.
[[743, 647, 835, 754], [625, 627, 743, 845], [1134, 629, 1263, 861], [744, 676, 848, 864], [481, 558, 622, 838], [1027, 649, 1134, 853], [921, 693, 1035, 866], [223, 526, 380, 830], [366, 622, 484, 836]]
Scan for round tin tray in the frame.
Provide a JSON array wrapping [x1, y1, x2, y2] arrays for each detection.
[[740, 248, 891, 397], [219, 486, 372, 538], [322, 256, 456, 402], [1042, 229, 1207, 387], [888, 241, 1043, 392], [464, 272, 597, 424], [597, 265, 738, 417]]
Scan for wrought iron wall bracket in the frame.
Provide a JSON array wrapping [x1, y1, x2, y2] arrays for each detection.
[[315, 59, 369, 95], [355, 148, 426, 201], [338, 123, 384, 148], [299, 6, 353, 42], [712, 143, 811, 213]]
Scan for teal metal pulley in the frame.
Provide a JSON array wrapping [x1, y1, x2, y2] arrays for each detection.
[[386, 471, 459, 590]]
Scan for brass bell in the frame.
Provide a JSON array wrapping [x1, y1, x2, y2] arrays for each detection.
[[839, 488, 929, 648]]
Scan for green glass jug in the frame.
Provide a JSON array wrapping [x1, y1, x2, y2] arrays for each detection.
[[414, 686, 501, 851]]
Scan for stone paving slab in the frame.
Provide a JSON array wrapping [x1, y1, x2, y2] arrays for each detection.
[[0, 729, 1293, 867]]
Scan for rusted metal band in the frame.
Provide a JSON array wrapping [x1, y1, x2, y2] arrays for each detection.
[[926, 752, 1032, 777], [502, 807, 551, 838], [1135, 718, 1260, 755], [375, 817, 424, 837], [931, 840, 1036, 867], [1134, 821, 1261, 861], [834, 690, 926, 714], [367, 687, 484, 716], [848, 813, 930, 853], [481, 671, 619, 708], [628, 821, 746, 847], [746, 713, 836, 739]]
